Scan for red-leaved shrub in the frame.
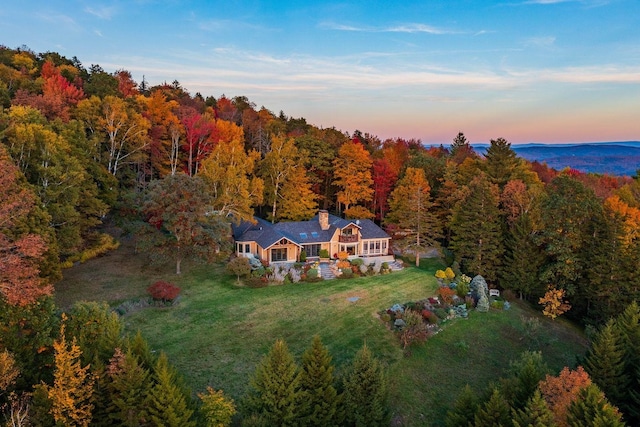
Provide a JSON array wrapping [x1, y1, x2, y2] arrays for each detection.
[[147, 281, 181, 302]]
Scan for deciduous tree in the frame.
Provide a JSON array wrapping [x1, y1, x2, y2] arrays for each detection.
[[141, 174, 231, 274], [333, 139, 373, 213], [539, 366, 591, 427]]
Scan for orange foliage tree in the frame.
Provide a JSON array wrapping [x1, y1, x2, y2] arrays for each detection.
[[538, 366, 591, 427], [539, 286, 571, 320]]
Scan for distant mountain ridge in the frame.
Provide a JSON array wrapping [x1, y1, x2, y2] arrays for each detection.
[[471, 141, 640, 176]]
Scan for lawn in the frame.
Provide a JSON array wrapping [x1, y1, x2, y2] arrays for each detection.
[[55, 246, 588, 427]]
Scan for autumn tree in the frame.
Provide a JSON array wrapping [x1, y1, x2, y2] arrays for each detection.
[[197, 387, 236, 427], [199, 136, 264, 223], [333, 139, 374, 215], [449, 173, 504, 281], [0, 144, 53, 305], [386, 167, 441, 266], [539, 366, 592, 427], [46, 317, 95, 427], [539, 286, 571, 320], [260, 135, 310, 222], [141, 173, 231, 274], [371, 158, 398, 221], [245, 339, 304, 426], [140, 90, 181, 178], [278, 165, 318, 221], [179, 107, 216, 176]]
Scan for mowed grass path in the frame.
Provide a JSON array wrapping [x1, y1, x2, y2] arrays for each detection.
[[56, 245, 588, 426]]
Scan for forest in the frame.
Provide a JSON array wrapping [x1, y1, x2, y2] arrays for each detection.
[[1, 45, 640, 426]]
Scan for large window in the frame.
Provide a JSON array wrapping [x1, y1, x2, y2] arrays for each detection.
[[362, 240, 388, 255], [303, 244, 320, 257], [271, 248, 288, 262]]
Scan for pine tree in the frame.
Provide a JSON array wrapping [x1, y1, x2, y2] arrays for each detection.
[[483, 137, 520, 188], [500, 213, 546, 300], [500, 351, 549, 411], [584, 320, 629, 408], [566, 384, 625, 427], [342, 343, 388, 427], [449, 132, 477, 165], [614, 301, 640, 423], [298, 335, 342, 426], [385, 167, 441, 267], [511, 390, 556, 427], [197, 387, 236, 427], [245, 339, 303, 426], [446, 384, 479, 427], [449, 173, 504, 281], [473, 388, 512, 427], [47, 317, 95, 427], [146, 352, 195, 427], [106, 348, 153, 427]]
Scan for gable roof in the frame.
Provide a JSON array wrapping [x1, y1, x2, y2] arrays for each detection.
[[232, 213, 390, 249]]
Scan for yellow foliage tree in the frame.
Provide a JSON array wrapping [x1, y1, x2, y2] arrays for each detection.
[[198, 387, 237, 427], [539, 286, 571, 320], [46, 316, 95, 427]]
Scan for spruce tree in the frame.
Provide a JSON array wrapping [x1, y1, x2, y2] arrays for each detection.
[[298, 335, 342, 427], [584, 320, 629, 409], [566, 384, 625, 427], [483, 137, 520, 188], [473, 388, 512, 427], [106, 348, 153, 427], [511, 390, 556, 427], [449, 173, 504, 281], [245, 339, 303, 426], [614, 301, 640, 423], [343, 344, 388, 427], [500, 351, 549, 411], [146, 352, 195, 427], [446, 384, 479, 427]]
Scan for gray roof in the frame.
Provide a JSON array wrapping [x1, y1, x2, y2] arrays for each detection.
[[232, 213, 389, 249]]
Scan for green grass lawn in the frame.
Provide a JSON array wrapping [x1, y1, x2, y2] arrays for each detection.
[[55, 247, 588, 427]]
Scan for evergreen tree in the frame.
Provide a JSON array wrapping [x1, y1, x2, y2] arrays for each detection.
[[342, 344, 388, 427], [613, 301, 640, 423], [449, 173, 504, 282], [483, 137, 520, 188], [511, 390, 556, 427], [197, 387, 237, 427], [500, 213, 545, 300], [500, 351, 549, 411], [473, 388, 512, 427], [584, 320, 629, 409], [566, 384, 625, 427], [298, 335, 342, 427], [245, 339, 303, 426], [146, 352, 195, 427], [449, 132, 477, 165], [446, 384, 479, 427], [385, 167, 441, 267], [106, 348, 153, 427]]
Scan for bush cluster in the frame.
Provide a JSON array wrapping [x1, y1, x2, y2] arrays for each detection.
[[147, 281, 181, 302]]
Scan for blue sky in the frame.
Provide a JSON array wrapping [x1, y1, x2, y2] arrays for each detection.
[[1, 0, 639, 144]]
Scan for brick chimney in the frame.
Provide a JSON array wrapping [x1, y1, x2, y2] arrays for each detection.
[[318, 210, 329, 230]]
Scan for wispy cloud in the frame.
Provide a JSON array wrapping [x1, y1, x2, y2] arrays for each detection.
[[319, 21, 458, 35], [36, 12, 80, 31], [85, 6, 116, 20]]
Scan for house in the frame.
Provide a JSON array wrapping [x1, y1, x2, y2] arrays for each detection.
[[232, 210, 393, 264]]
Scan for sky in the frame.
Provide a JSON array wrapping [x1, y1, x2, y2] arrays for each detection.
[[1, 0, 639, 144]]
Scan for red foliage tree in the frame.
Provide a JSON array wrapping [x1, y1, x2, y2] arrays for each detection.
[[147, 281, 181, 302], [372, 158, 398, 221], [0, 147, 53, 305]]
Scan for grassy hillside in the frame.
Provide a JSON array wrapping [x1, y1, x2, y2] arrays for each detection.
[[55, 243, 587, 426]]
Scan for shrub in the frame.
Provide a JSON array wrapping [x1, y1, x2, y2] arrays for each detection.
[[456, 280, 470, 298], [397, 309, 429, 349], [380, 312, 391, 323], [381, 262, 389, 271], [437, 286, 456, 306], [227, 257, 252, 283], [307, 268, 318, 279], [434, 308, 448, 320], [319, 249, 330, 259], [245, 277, 268, 288], [337, 251, 349, 261], [465, 295, 475, 309], [299, 250, 307, 262], [422, 310, 438, 324], [337, 260, 351, 269], [351, 258, 364, 267], [147, 281, 181, 302], [491, 300, 505, 310], [340, 268, 353, 278]]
